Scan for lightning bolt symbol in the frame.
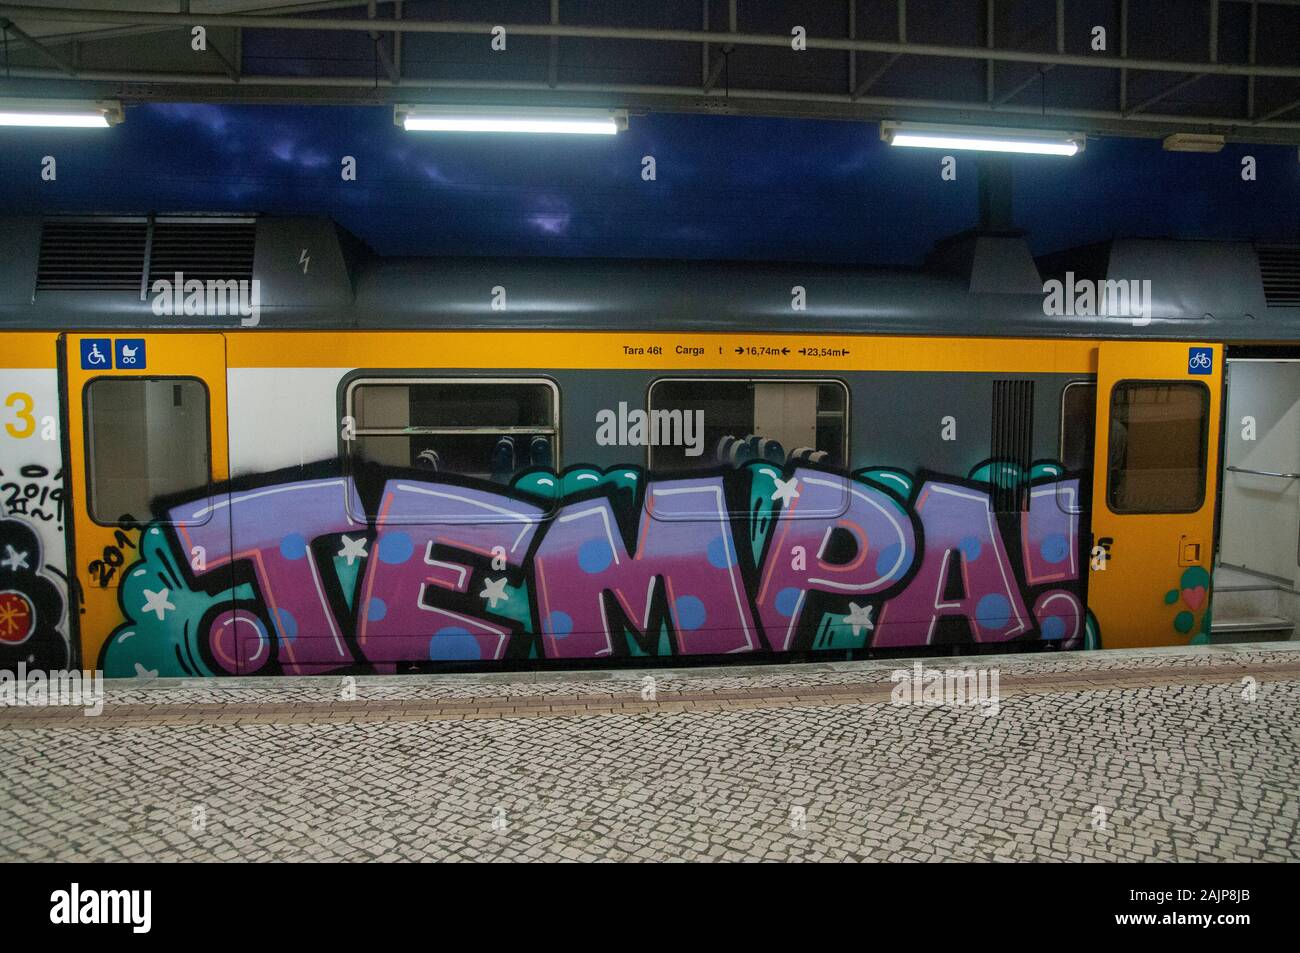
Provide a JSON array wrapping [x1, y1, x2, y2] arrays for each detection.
[[299, 248, 310, 274]]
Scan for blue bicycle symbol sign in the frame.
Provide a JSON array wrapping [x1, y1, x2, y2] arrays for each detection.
[[1187, 347, 1213, 375]]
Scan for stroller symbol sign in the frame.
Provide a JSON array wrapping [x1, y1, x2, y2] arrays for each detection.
[[115, 339, 146, 370]]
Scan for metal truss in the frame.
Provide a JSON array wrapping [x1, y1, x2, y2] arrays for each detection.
[[1, 1, 1299, 143]]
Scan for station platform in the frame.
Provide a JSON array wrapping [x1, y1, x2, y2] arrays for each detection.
[[2, 643, 1297, 862]]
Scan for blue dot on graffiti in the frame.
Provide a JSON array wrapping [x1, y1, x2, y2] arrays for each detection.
[[377, 532, 414, 564], [367, 597, 387, 622], [429, 628, 481, 661], [274, 607, 298, 641], [279, 533, 307, 561], [875, 543, 902, 578], [675, 595, 707, 631], [975, 593, 1011, 631], [1040, 533, 1070, 565], [1041, 615, 1066, 640], [959, 536, 982, 562], [577, 538, 613, 574], [775, 587, 802, 618], [547, 611, 573, 637], [707, 535, 734, 570]]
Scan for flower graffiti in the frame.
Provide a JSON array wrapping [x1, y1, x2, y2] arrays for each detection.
[[99, 458, 1095, 677], [0, 517, 70, 672], [1164, 565, 1213, 643]]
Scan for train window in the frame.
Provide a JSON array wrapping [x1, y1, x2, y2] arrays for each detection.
[[346, 378, 560, 483], [1059, 381, 1096, 473], [85, 378, 210, 525], [646, 378, 848, 471], [1106, 381, 1209, 514]]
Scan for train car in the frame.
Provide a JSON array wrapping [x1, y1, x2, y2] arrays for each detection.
[[2, 214, 1298, 677]]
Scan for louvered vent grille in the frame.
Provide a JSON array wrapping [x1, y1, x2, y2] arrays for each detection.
[[989, 380, 1035, 513], [36, 218, 148, 291], [35, 216, 256, 293], [148, 220, 256, 284], [1257, 245, 1300, 307]]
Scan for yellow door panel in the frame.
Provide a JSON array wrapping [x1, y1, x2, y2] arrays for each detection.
[[1088, 341, 1221, 647], [61, 333, 229, 669]]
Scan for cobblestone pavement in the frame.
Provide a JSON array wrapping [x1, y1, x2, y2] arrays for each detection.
[[1, 644, 1298, 861]]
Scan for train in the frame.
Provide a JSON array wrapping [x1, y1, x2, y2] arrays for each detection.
[[2, 213, 1298, 677]]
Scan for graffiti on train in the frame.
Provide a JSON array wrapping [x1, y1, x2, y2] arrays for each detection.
[[98, 459, 1098, 676], [1, 464, 65, 527], [0, 516, 70, 672]]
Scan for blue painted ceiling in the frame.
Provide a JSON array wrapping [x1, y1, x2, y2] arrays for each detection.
[[0, 102, 1297, 264]]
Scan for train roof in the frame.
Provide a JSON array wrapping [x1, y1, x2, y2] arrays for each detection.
[[0, 214, 1297, 342]]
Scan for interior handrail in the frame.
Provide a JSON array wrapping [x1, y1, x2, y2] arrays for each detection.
[[1226, 465, 1300, 480]]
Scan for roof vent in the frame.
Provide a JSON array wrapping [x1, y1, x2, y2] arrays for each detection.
[[147, 218, 255, 285], [36, 217, 147, 291], [35, 214, 256, 294], [1256, 244, 1300, 307]]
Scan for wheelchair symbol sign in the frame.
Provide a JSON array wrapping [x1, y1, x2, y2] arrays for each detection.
[[80, 338, 111, 370], [1187, 347, 1213, 375], [115, 339, 146, 370]]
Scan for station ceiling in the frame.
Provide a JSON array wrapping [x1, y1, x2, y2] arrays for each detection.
[[1, 1, 1300, 145]]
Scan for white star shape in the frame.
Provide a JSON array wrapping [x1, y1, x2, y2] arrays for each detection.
[[337, 534, 368, 566], [770, 476, 800, 504], [844, 602, 874, 637], [141, 588, 176, 622], [479, 576, 509, 609], [1, 545, 29, 572]]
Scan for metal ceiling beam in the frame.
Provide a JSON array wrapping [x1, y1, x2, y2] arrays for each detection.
[[0, 0, 379, 54], [4, 66, 1299, 138], [1247, 0, 1257, 118], [991, 7, 1060, 107], [1120, 0, 1129, 112], [985, 0, 994, 103], [1126, 73, 1206, 115], [995, 66, 1054, 107], [4, 4, 1300, 79], [853, 0, 905, 99], [702, 0, 735, 95], [0, 1, 1297, 143], [1255, 95, 1300, 122], [384, 0, 395, 78], [1125, 0, 1219, 118], [208, 38, 240, 82], [366, 0, 392, 84], [0, 15, 76, 76], [547, 0, 558, 90]]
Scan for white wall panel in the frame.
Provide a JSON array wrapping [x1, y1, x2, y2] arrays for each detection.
[[227, 367, 351, 477]]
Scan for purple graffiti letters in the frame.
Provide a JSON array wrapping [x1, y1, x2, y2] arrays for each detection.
[[355, 480, 544, 665], [1023, 480, 1085, 647], [171, 477, 366, 674], [755, 469, 917, 651], [533, 475, 760, 658], [128, 461, 1088, 674], [874, 480, 1033, 646]]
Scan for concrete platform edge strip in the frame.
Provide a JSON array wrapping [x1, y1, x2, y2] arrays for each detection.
[[3, 658, 1297, 730], [49, 640, 1300, 693]]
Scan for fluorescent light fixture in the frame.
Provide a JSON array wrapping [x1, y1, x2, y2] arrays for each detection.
[[1163, 132, 1225, 153], [395, 104, 626, 135], [0, 98, 122, 128], [881, 121, 1084, 156]]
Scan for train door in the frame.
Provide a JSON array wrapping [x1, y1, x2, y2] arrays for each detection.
[[60, 332, 231, 674], [1088, 341, 1222, 647], [1216, 355, 1300, 637]]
